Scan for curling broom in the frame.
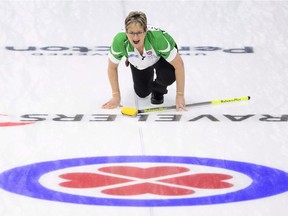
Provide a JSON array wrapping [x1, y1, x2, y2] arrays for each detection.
[[121, 96, 250, 117]]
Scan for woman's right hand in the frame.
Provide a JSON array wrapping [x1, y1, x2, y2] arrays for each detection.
[[102, 60, 121, 109], [102, 97, 121, 109]]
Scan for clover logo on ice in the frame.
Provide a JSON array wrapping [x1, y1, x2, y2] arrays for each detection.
[[1, 156, 288, 206], [58, 166, 233, 196]]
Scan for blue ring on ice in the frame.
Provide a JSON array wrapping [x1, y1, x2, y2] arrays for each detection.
[[1, 156, 288, 206]]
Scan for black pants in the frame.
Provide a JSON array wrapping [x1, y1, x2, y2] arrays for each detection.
[[130, 57, 176, 98]]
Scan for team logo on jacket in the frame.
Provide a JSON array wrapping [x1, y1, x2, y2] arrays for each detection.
[[146, 50, 153, 56]]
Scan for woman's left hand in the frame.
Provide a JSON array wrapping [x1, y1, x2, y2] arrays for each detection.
[[176, 95, 187, 111]]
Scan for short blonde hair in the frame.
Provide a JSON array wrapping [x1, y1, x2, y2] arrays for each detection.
[[125, 11, 147, 32]]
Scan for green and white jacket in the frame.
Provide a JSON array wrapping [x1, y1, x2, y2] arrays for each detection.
[[108, 26, 177, 70]]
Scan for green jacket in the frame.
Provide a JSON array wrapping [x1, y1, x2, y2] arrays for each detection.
[[109, 26, 177, 70]]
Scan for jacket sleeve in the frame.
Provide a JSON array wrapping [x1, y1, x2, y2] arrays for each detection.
[[156, 31, 178, 62], [108, 33, 126, 64]]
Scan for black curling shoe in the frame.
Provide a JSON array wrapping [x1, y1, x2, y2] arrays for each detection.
[[151, 92, 164, 105]]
